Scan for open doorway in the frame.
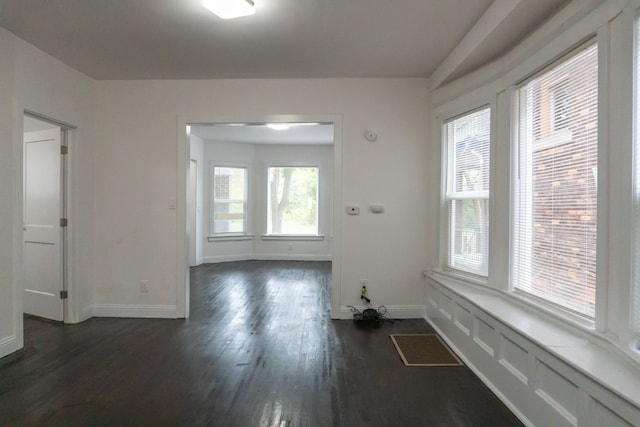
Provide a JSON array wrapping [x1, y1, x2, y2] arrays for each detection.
[[178, 116, 343, 318], [22, 113, 72, 322]]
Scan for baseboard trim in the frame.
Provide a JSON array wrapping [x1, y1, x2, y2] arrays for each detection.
[[0, 334, 19, 359], [79, 304, 94, 322], [202, 255, 254, 264], [91, 304, 178, 319], [338, 305, 425, 320], [202, 254, 332, 263], [254, 254, 332, 261]]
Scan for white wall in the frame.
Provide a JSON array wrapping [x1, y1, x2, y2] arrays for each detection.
[[92, 78, 430, 318], [202, 140, 333, 263], [189, 133, 205, 266], [0, 28, 95, 358], [0, 29, 18, 358], [0, 32, 430, 339]]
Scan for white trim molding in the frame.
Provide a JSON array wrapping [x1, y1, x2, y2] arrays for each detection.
[[202, 254, 332, 264], [90, 304, 178, 319], [0, 334, 18, 359], [261, 234, 325, 241], [79, 304, 94, 322], [425, 274, 640, 427], [208, 234, 253, 242]]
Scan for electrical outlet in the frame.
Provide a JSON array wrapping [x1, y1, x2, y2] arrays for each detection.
[[140, 280, 149, 293], [360, 279, 368, 289]]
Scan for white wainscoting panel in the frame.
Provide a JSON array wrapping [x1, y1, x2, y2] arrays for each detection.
[[535, 360, 579, 425], [453, 302, 472, 336], [591, 397, 634, 427], [425, 274, 640, 427], [499, 335, 529, 385], [474, 316, 497, 357]]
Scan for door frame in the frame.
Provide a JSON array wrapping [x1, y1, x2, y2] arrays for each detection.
[[188, 159, 198, 267], [21, 110, 77, 324], [176, 114, 343, 318]]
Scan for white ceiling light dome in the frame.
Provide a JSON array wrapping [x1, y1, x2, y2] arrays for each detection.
[[202, 0, 255, 20]]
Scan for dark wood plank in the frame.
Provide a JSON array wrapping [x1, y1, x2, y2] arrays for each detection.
[[0, 260, 522, 426]]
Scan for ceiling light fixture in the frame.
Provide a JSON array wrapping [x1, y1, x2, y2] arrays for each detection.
[[266, 123, 291, 131], [202, 0, 255, 20]]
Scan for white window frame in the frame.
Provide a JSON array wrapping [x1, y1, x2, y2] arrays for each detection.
[[511, 39, 599, 323], [210, 164, 249, 237], [633, 12, 640, 341], [443, 106, 491, 278]]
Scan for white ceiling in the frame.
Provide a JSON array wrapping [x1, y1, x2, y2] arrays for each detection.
[[190, 122, 334, 144], [0, 0, 570, 83]]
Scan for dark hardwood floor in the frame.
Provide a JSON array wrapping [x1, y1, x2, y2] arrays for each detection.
[[0, 261, 523, 426]]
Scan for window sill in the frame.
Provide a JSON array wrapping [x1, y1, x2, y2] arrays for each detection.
[[261, 234, 325, 241], [207, 234, 253, 242], [430, 268, 594, 329], [429, 268, 489, 287], [425, 272, 640, 409]]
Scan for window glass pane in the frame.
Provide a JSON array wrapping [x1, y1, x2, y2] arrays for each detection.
[[514, 42, 598, 318], [444, 107, 490, 276], [449, 199, 489, 275], [267, 167, 318, 235], [213, 166, 247, 234]]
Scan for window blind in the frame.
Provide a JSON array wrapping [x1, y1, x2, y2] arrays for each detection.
[[514, 42, 598, 318], [445, 108, 490, 276]]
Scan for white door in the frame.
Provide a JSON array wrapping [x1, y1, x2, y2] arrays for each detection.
[[23, 128, 65, 321]]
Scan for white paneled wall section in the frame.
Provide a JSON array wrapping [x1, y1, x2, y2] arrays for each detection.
[[427, 0, 640, 425]]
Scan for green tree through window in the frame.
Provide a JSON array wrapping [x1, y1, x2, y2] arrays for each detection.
[[268, 167, 318, 235]]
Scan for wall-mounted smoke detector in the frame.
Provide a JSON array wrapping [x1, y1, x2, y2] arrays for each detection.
[[364, 130, 378, 142]]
